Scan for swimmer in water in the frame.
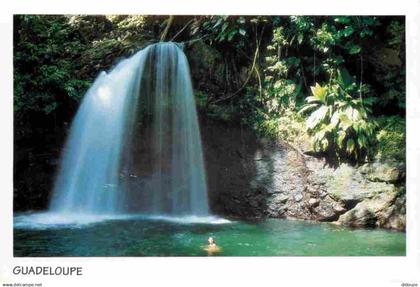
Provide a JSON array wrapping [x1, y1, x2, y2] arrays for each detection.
[[203, 236, 221, 255]]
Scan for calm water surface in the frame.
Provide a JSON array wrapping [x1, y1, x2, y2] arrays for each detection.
[[14, 212, 405, 256]]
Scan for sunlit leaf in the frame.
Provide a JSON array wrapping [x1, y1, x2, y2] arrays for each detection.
[[310, 83, 328, 103], [299, 103, 318, 114], [306, 105, 328, 130], [342, 26, 354, 37], [297, 33, 304, 44], [346, 138, 355, 153], [348, 45, 361, 54]]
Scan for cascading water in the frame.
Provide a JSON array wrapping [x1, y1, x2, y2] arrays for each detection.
[[49, 42, 209, 216]]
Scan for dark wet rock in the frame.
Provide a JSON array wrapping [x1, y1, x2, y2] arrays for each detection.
[[202, 118, 309, 219], [202, 119, 405, 230]]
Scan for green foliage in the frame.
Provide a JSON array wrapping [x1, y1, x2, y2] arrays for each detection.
[[14, 15, 405, 166], [380, 68, 405, 110], [263, 26, 303, 114], [386, 20, 404, 49], [255, 109, 307, 147], [207, 104, 235, 122], [238, 16, 403, 163], [299, 68, 376, 161], [14, 16, 91, 115], [309, 16, 379, 55], [203, 16, 247, 43], [200, 16, 267, 48], [14, 15, 152, 118], [374, 116, 405, 162], [194, 90, 208, 109], [237, 84, 308, 150]]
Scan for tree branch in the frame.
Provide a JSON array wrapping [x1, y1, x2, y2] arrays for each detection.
[[170, 19, 194, 42], [160, 16, 174, 42], [213, 24, 266, 104]]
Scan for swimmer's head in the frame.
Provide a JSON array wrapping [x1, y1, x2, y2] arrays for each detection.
[[208, 237, 215, 244]]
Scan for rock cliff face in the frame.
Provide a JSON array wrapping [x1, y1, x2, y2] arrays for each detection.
[[14, 116, 405, 231], [202, 118, 310, 219], [307, 159, 405, 230], [202, 118, 406, 231]]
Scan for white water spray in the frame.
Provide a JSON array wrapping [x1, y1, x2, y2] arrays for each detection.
[[49, 42, 209, 216]]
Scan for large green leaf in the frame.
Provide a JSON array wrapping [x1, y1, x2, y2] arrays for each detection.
[[330, 111, 340, 128], [306, 96, 320, 103], [310, 83, 328, 103], [306, 105, 328, 130], [339, 113, 352, 130], [337, 67, 355, 90], [334, 16, 351, 24], [299, 103, 318, 114], [357, 134, 367, 148], [346, 138, 355, 153], [342, 26, 354, 37], [337, 131, 346, 148], [348, 45, 361, 54]]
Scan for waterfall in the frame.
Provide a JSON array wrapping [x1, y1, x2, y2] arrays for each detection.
[[50, 42, 209, 216]]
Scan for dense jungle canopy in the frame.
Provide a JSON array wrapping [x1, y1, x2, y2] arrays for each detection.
[[14, 15, 405, 209]]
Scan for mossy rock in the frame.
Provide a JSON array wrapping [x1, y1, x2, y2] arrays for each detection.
[[326, 164, 396, 203], [336, 188, 404, 230], [359, 161, 405, 183]]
